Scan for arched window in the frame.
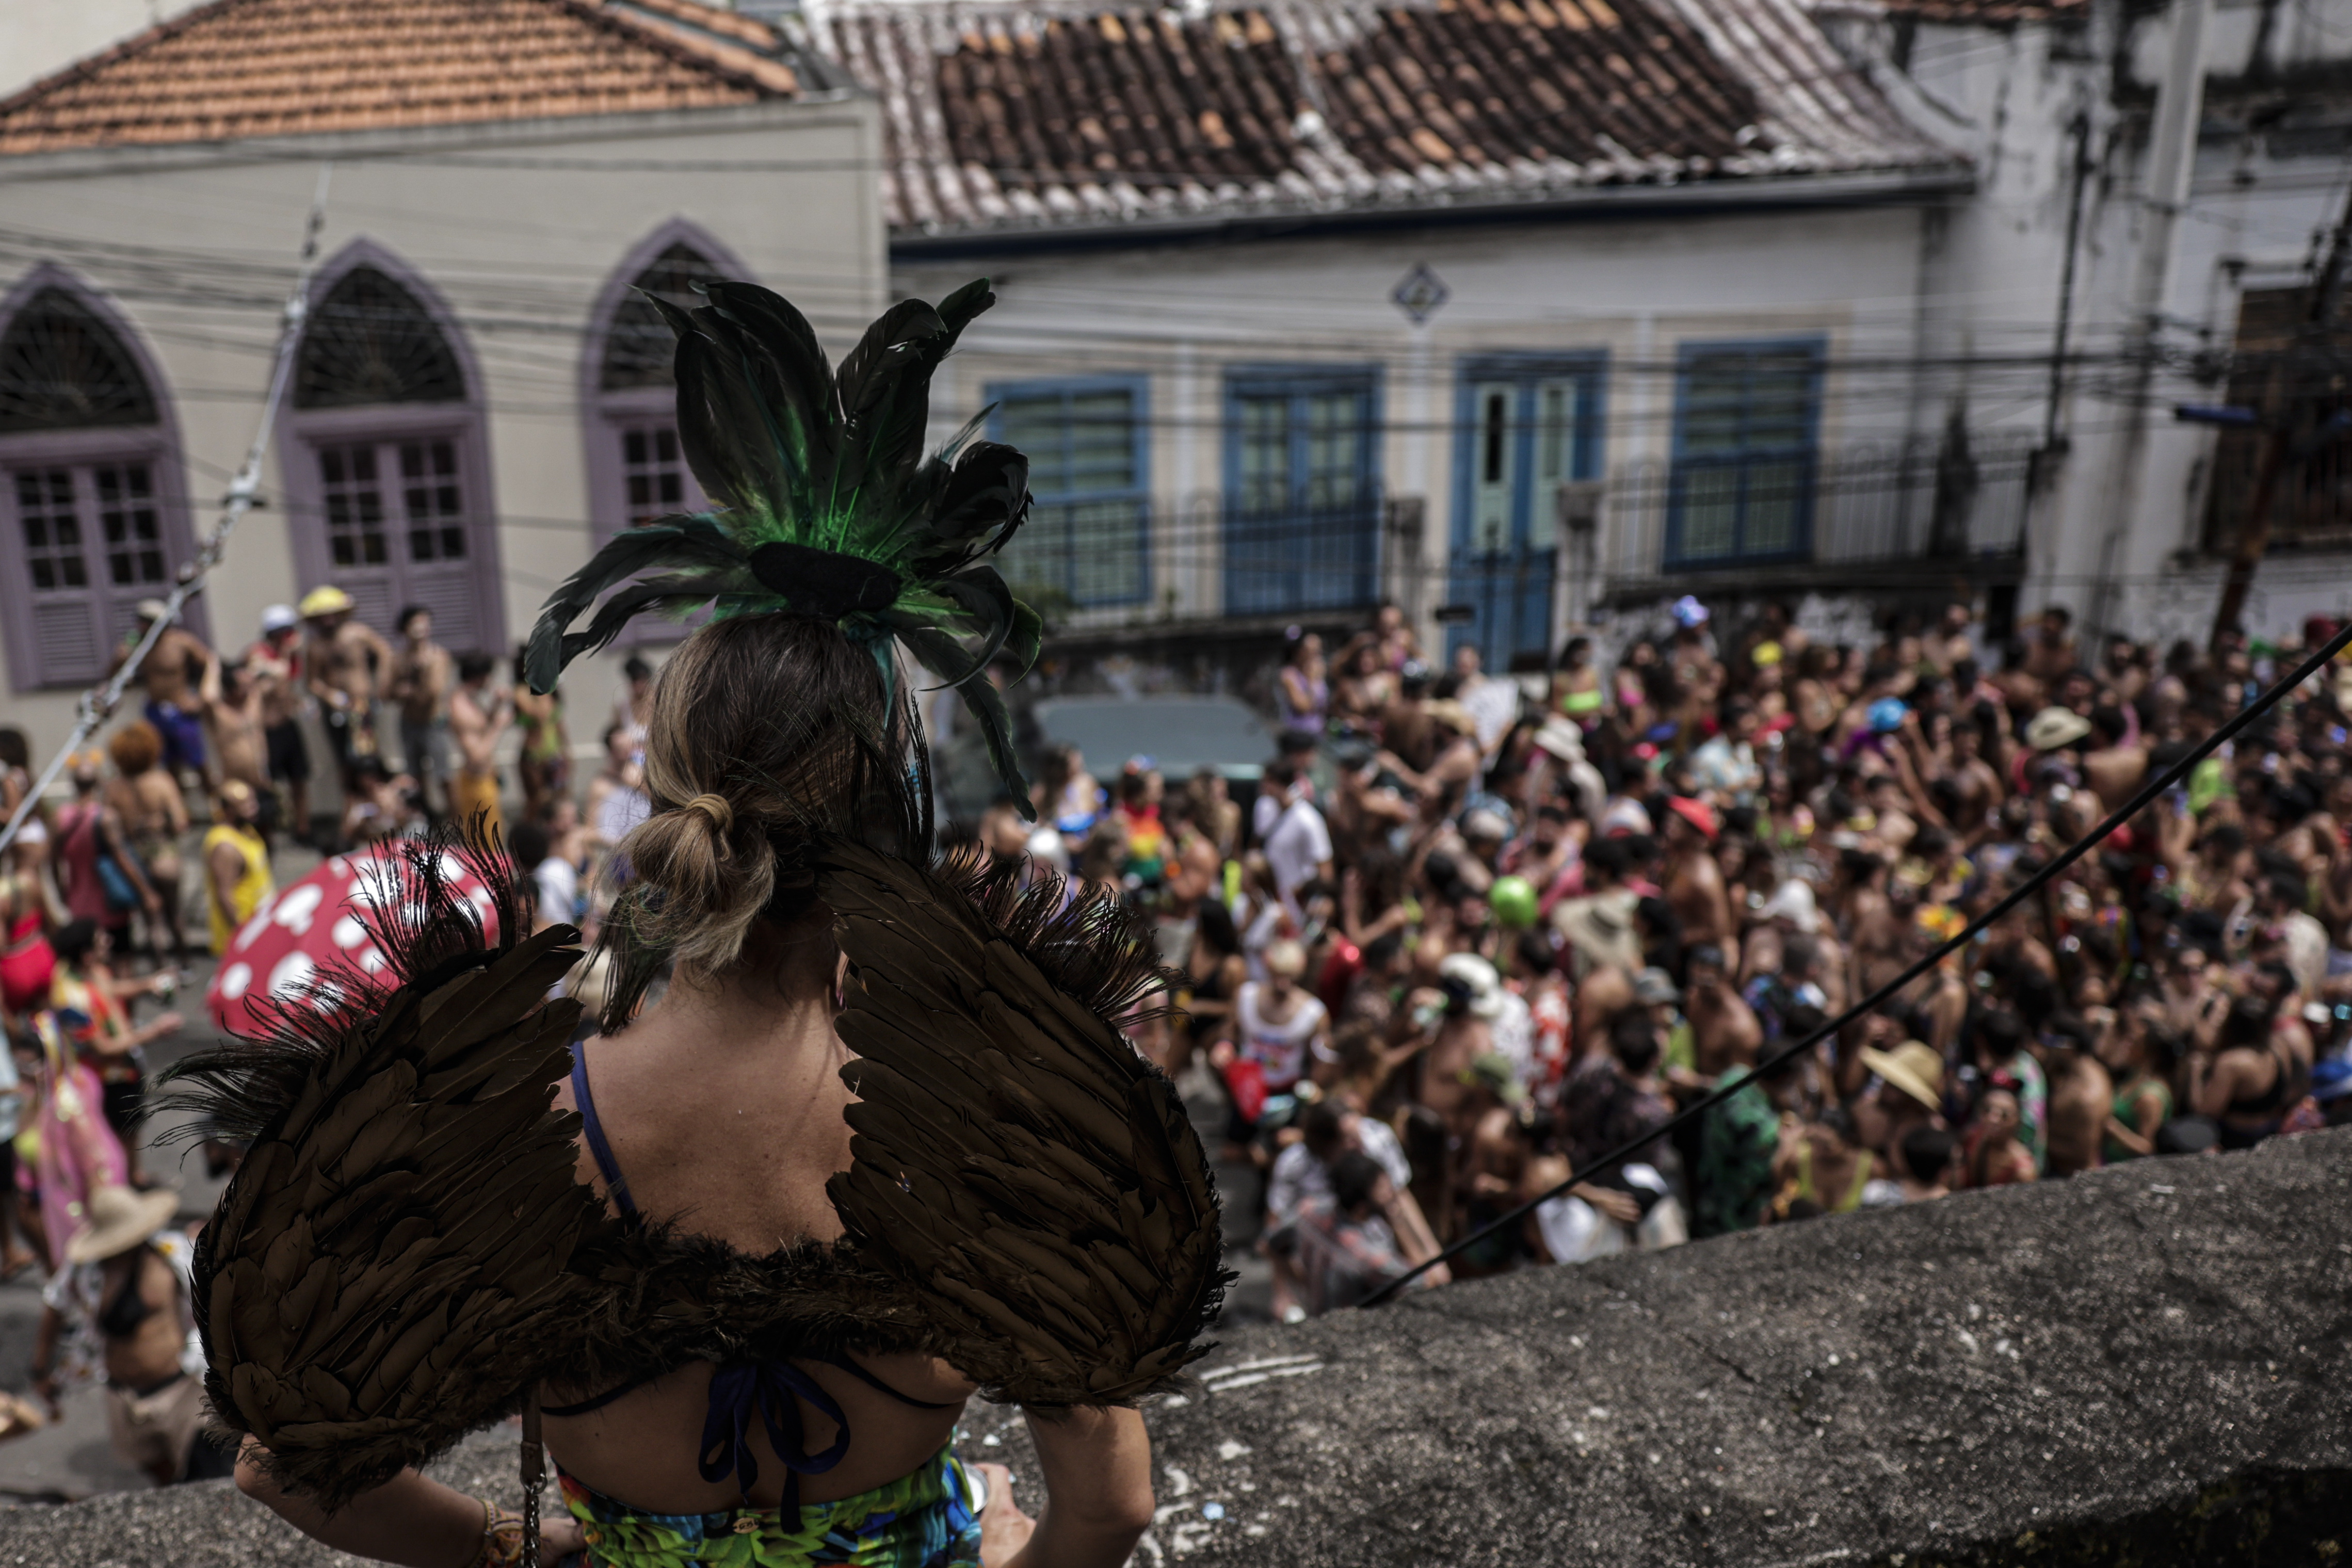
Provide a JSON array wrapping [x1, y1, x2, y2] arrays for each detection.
[[0, 288, 158, 431], [282, 248, 502, 656], [295, 266, 468, 409], [599, 243, 721, 395], [585, 229, 743, 555], [0, 271, 199, 691]]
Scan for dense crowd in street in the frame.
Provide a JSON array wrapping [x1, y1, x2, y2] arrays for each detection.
[[0, 586, 646, 1486], [993, 597, 2352, 1316], [7, 581, 2352, 1489]]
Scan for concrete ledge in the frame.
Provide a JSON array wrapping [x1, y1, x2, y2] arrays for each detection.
[[6, 1129, 2349, 1566]]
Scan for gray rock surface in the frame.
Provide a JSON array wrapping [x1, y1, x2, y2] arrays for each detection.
[[4, 1129, 2348, 1567]]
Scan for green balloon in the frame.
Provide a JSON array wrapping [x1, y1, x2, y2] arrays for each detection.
[[1489, 875, 1539, 930]]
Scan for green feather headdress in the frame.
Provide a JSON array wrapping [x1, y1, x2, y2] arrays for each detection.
[[527, 278, 1040, 811]]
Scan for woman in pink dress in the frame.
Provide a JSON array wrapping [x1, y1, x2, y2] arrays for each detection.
[[25, 1010, 130, 1266]]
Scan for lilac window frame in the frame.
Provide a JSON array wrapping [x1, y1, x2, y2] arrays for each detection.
[[579, 221, 754, 645], [0, 263, 207, 693], [275, 238, 507, 654]]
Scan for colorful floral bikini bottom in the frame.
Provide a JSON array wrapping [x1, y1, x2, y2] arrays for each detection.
[[559, 1446, 984, 1568]]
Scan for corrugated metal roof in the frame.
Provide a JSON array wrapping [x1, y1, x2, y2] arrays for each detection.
[[0, 0, 799, 159], [814, 0, 1957, 238]]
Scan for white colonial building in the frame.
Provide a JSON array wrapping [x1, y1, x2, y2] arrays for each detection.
[[0, 0, 883, 766]]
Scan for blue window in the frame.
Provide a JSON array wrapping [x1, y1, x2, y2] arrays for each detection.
[[1665, 339, 1824, 571], [1447, 354, 1605, 670], [987, 377, 1149, 608], [1223, 367, 1381, 617]]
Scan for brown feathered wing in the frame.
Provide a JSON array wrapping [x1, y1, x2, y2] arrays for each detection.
[[172, 838, 610, 1509], [819, 841, 1230, 1405]]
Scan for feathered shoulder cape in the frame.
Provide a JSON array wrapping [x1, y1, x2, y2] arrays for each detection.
[[174, 834, 1227, 1508]]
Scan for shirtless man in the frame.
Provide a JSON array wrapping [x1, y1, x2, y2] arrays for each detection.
[[1927, 602, 1975, 677], [2080, 706, 2148, 814], [300, 587, 392, 797], [1418, 977, 1493, 1141], [1409, 976, 1496, 1238], [1372, 600, 1419, 674], [1683, 943, 1762, 1079], [2039, 1015, 2113, 1176], [1661, 798, 1736, 971], [447, 653, 511, 837], [1946, 716, 2005, 841], [110, 601, 213, 781], [1454, 1063, 1534, 1272], [1499, 802, 1576, 906], [243, 606, 311, 842], [198, 655, 270, 820], [2022, 604, 2079, 686], [385, 606, 454, 819], [1836, 849, 1905, 996]]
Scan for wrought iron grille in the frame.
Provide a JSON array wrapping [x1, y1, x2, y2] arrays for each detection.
[[600, 245, 726, 392], [295, 266, 466, 409], [0, 287, 159, 433]]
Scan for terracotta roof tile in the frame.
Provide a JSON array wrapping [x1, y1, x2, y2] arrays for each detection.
[[817, 0, 1955, 238], [0, 0, 797, 159]]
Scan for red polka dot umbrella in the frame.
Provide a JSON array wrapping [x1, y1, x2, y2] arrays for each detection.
[[205, 845, 502, 1038]]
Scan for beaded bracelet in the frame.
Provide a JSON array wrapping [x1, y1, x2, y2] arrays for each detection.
[[460, 1499, 527, 1568]]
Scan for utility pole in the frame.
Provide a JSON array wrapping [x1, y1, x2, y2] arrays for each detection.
[[2085, 0, 2213, 637], [2208, 184, 2352, 648]]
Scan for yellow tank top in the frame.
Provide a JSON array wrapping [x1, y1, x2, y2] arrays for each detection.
[[203, 822, 274, 955]]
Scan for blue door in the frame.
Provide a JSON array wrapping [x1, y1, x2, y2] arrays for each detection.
[[1223, 368, 1381, 617], [1447, 358, 1602, 670]]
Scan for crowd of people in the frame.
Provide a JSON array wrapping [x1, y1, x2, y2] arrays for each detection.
[[992, 596, 2352, 1316], [0, 585, 654, 1486], [6, 578, 2352, 1476]]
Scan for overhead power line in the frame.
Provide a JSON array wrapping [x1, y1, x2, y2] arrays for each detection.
[[0, 167, 334, 858]]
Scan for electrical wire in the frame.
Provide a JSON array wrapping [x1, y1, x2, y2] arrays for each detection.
[[0, 165, 334, 859], [1358, 613, 2352, 1306]]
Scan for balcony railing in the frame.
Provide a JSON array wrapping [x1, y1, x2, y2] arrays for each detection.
[[1600, 432, 2036, 591]]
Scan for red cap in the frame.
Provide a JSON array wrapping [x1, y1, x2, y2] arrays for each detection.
[[1667, 796, 1719, 841]]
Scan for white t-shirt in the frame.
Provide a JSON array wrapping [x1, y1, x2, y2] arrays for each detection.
[[1235, 980, 1327, 1089], [1265, 1116, 1413, 1224], [1252, 790, 1285, 844], [595, 783, 650, 847], [533, 855, 579, 925], [1460, 673, 1519, 754], [1264, 798, 1332, 900], [1484, 990, 1536, 1086]]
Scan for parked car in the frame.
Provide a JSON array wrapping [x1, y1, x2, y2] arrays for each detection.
[[1031, 696, 1270, 783]]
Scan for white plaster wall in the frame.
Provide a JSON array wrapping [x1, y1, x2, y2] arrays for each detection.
[[1896, 0, 2352, 645], [898, 199, 1928, 652], [0, 97, 885, 769]]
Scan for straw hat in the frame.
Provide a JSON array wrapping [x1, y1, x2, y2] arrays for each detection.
[[1759, 879, 1822, 933], [1553, 889, 1644, 974], [1438, 952, 1505, 1019], [1859, 1040, 1945, 1113], [298, 585, 355, 618], [2025, 705, 2092, 752], [66, 1183, 180, 1266], [1423, 699, 1478, 736], [1532, 715, 1586, 762]]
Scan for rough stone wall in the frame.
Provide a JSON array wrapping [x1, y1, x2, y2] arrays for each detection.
[[5, 1130, 2348, 1567]]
